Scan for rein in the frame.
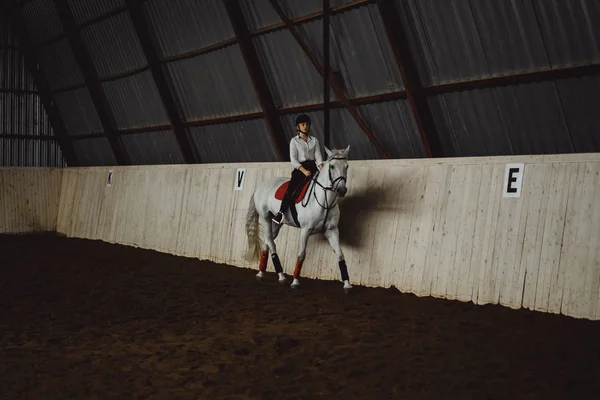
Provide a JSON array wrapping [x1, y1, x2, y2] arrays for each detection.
[[301, 156, 347, 212]]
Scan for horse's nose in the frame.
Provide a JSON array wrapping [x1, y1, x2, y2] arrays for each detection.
[[337, 187, 347, 197]]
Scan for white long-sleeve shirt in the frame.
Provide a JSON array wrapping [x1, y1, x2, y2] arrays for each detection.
[[290, 135, 324, 169]]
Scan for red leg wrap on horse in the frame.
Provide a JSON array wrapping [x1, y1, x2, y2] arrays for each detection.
[[259, 250, 269, 272], [293, 259, 304, 279]]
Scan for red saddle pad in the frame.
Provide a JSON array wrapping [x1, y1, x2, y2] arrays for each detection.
[[274, 180, 311, 204]]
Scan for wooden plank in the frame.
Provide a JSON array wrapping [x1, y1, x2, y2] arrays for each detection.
[[384, 166, 421, 289], [452, 166, 482, 302], [519, 164, 552, 311], [534, 163, 572, 313], [472, 165, 503, 305]]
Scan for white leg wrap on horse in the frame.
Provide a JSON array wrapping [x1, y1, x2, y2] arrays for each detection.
[[278, 272, 286, 282], [291, 278, 300, 288], [343, 280, 352, 289]]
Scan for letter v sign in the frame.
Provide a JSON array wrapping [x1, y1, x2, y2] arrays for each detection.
[[234, 168, 246, 191]]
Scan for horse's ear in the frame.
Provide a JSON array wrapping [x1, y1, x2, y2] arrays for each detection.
[[325, 146, 333, 158], [344, 145, 350, 155]]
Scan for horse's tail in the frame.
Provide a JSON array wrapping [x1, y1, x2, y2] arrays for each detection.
[[245, 192, 262, 263]]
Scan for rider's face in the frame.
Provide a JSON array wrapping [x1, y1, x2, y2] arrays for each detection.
[[297, 123, 310, 134]]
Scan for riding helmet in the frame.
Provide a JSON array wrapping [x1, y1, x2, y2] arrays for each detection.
[[295, 114, 311, 126]]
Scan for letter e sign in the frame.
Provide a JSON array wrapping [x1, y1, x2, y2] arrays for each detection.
[[234, 168, 246, 191], [503, 163, 524, 198]]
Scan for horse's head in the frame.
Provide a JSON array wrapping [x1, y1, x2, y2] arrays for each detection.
[[324, 145, 350, 197]]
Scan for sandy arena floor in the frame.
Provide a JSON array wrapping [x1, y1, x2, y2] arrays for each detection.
[[1, 233, 599, 399]]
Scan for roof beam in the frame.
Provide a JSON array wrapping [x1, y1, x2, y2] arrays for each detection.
[[6, 1, 79, 166], [269, 0, 390, 159], [124, 0, 197, 164], [224, 0, 288, 161], [377, 0, 444, 158], [425, 64, 600, 94], [53, 0, 131, 165]]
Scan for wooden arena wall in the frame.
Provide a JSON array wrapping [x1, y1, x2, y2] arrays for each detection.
[[0, 167, 62, 234], [53, 153, 600, 321]]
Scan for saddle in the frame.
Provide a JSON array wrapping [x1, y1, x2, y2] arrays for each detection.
[[274, 180, 311, 203], [274, 179, 312, 227]]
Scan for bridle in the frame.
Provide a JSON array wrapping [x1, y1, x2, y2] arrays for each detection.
[[301, 156, 348, 211]]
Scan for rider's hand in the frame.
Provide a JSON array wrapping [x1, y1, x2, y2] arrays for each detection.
[[300, 167, 311, 177]]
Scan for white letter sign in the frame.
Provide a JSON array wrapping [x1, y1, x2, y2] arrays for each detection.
[[234, 168, 246, 191], [503, 163, 524, 198]]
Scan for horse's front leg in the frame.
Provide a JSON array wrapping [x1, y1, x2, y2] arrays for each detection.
[[291, 228, 311, 289], [324, 227, 352, 292]]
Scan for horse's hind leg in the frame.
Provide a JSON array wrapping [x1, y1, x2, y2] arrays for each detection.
[[324, 227, 352, 292], [257, 217, 286, 283], [271, 222, 286, 284], [255, 216, 271, 280]]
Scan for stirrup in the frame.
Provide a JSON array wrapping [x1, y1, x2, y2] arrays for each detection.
[[272, 212, 283, 224]]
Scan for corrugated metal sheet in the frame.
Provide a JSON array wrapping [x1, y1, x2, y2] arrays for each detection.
[[68, 0, 125, 25], [240, 0, 355, 30], [81, 11, 147, 79], [396, 0, 600, 85], [467, 0, 550, 75], [555, 75, 600, 153], [21, 0, 63, 44], [358, 100, 425, 158], [0, 13, 18, 47], [121, 130, 184, 165], [1, 47, 36, 91], [72, 137, 117, 166], [37, 38, 85, 90], [280, 109, 381, 159], [186, 119, 279, 163], [144, 0, 235, 58], [165, 45, 261, 120], [239, 0, 281, 31], [102, 70, 169, 129], [0, 138, 65, 167], [534, 0, 600, 67], [253, 30, 325, 107], [1, 93, 52, 137], [299, 5, 405, 98], [54, 88, 103, 135], [428, 81, 575, 157]]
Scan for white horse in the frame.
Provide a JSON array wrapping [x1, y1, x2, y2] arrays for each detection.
[[245, 145, 352, 292]]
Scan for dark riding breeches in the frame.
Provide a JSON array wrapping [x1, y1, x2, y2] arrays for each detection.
[[280, 160, 317, 213]]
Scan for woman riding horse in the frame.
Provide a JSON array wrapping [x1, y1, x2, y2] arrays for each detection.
[[271, 114, 324, 225]]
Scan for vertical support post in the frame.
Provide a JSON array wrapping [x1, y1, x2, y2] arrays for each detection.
[[323, 0, 330, 149]]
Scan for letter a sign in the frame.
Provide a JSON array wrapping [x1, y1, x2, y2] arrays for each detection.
[[234, 168, 246, 191], [503, 163, 524, 198]]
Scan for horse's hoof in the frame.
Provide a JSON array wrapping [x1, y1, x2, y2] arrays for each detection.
[[343, 282, 352, 294], [256, 271, 264, 281], [291, 282, 300, 289], [278, 278, 287, 285]]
